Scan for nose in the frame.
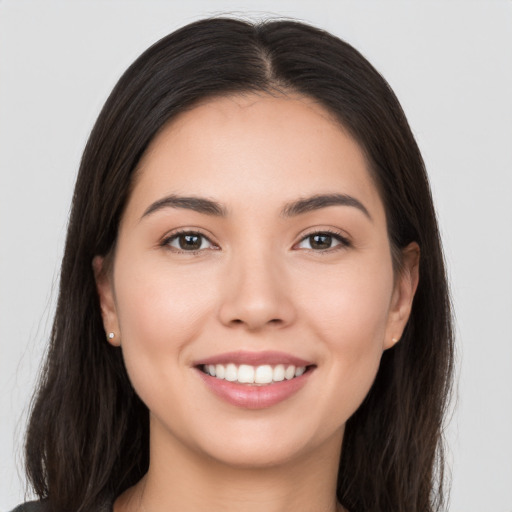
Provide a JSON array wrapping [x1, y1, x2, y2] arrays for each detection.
[[217, 246, 296, 332]]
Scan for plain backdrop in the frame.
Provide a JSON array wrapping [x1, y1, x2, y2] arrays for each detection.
[[1, 1, 511, 511]]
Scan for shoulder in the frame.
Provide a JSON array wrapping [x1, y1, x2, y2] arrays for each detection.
[[8, 501, 48, 512]]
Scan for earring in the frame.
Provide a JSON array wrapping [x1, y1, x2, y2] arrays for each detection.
[[106, 331, 121, 347], [392, 337, 399, 344]]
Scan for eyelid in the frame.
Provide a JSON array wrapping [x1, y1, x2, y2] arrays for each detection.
[[161, 228, 219, 254], [295, 228, 351, 253], [161, 227, 351, 255]]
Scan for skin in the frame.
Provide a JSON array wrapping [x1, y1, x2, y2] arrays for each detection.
[[94, 92, 419, 512]]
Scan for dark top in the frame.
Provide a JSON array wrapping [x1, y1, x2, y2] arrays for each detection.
[[9, 502, 48, 512], [9, 499, 113, 512]]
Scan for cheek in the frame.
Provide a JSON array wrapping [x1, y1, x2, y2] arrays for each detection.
[[299, 257, 393, 405], [301, 256, 394, 344], [112, 256, 216, 389], [115, 251, 215, 333]]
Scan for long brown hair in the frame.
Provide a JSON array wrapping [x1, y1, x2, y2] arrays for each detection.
[[25, 17, 454, 512]]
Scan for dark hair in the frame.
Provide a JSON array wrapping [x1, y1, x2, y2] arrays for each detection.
[[25, 16, 453, 512]]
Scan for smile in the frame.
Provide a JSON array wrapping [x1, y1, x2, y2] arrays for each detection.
[[194, 351, 315, 409], [201, 363, 307, 385]]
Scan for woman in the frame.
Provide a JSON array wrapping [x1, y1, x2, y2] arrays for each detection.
[[13, 16, 453, 512]]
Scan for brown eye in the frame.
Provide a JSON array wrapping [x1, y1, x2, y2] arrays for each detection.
[[178, 233, 203, 250], [297, 231, 350, 252], [310, 233, 334, 250], [164, 231, 215, 253]]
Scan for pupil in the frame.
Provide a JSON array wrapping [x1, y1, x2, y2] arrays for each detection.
[[311, 234, 331, 249], [180, 234, 201, 250]]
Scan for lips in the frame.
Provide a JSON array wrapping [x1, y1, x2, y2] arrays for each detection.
[[193, 351, 315, 409], [194, 350, 313, 367]]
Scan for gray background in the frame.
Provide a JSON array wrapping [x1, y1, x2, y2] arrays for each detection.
[[1, 1, 511, 510]]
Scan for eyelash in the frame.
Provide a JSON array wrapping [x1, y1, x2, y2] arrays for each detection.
[[161, 228, 351, 256], [161, 229, 219, 255], [296, 229, 351, 254]]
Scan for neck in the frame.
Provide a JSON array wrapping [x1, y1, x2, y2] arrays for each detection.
[[115, 418, 344, 512]]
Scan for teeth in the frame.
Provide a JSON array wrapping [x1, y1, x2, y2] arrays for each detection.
[[254, 365, 272, 384], [295, 366, 305, 377], [225, 363, 237, 382], [285, 365, 295, 380], [238, 364, 255, 383], [215, 364, 225, 379], [273, 364, 285, 382], [202, 363, 307, 384]]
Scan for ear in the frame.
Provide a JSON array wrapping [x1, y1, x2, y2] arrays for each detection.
[[384, 242, 420, 350], [92, 255, 121, 347]]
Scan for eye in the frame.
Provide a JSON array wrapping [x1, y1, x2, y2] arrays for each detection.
[[162, 230, 217, 254], [296, 230, 350, 252]]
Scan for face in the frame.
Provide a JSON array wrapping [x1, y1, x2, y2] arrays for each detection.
[[95, 93, 418, 470]]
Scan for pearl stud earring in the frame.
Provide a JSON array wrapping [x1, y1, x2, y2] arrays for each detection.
[[107, 332, 115, 340]]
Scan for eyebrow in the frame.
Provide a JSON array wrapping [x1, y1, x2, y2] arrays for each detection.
[[141, 193, 371, 221], [280, 193, 371, 220], [142, 195, 228, 218]]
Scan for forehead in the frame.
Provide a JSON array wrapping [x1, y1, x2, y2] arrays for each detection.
[[127, 92, 385, 225]]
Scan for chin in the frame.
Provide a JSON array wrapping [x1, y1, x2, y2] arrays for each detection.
[[181, 412, 345, 471]]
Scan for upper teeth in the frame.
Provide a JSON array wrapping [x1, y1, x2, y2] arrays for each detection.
[[203, 363, 306, 384]]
